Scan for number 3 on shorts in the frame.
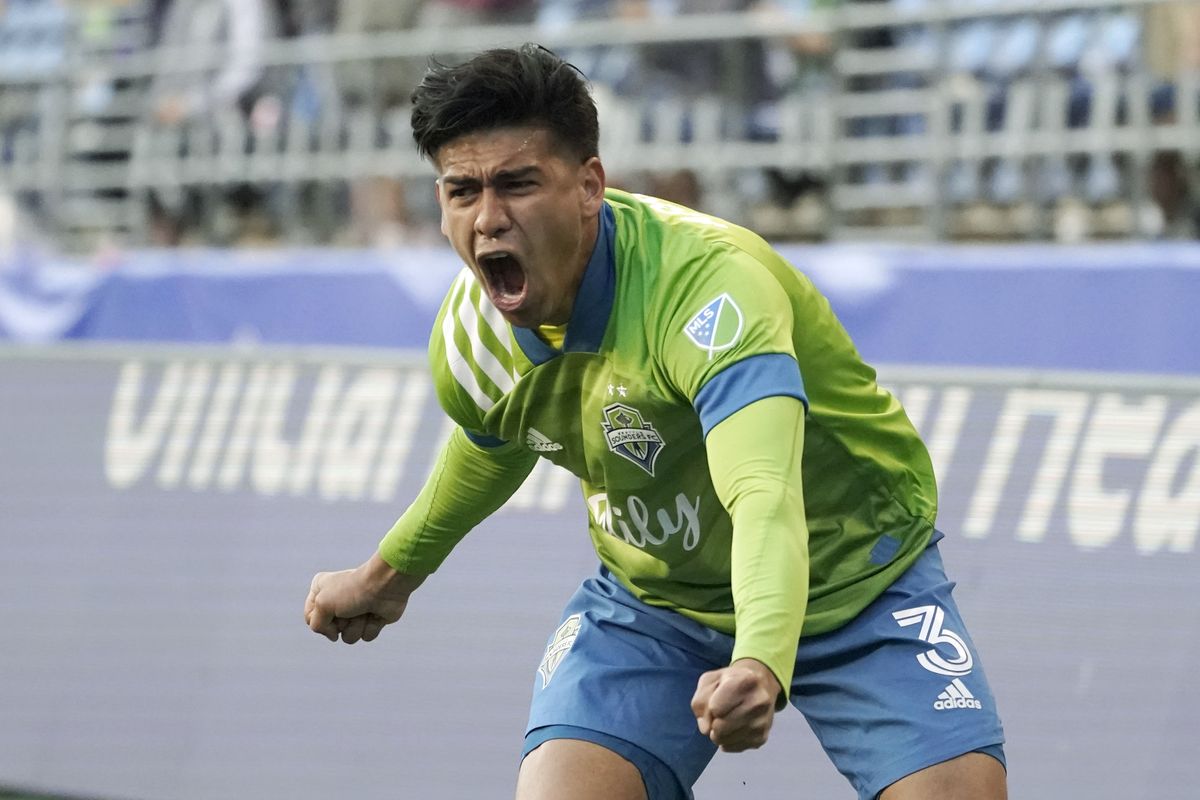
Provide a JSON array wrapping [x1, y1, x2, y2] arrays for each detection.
[[892, 605, 974, 677]]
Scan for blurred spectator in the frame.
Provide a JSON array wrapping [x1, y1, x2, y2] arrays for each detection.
[[148, 0, 281, 128], [542, 0, 783, 212], [1144, 0, 1200, 239], [752, 0, 838, 239], [329, 0, 428, 247], [628, 0, 777, 110], [0, 1, 69, 160], [144, 0, 285, 246], [1, 1, 86, 243], [333, 1, 424, 111], [70, 1, 132, 117]]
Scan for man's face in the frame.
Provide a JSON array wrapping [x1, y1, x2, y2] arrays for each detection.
[[434, 126, 606, 328]]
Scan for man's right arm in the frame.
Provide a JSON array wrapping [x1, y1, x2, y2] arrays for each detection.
[[305, 426, 537, 644]]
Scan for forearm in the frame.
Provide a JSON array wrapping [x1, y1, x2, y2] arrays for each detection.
[[706, 396, 809, 701], [728, 474, 807, 703], [379, 426, 537, 574]]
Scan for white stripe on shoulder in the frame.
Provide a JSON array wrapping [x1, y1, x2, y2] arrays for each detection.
[[456, 285, 516, 394], [441, 271, 496, 412], [475, 291, 513, 354]]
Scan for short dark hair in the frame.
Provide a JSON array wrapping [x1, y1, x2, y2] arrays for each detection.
[[410, 44, 599, 165]]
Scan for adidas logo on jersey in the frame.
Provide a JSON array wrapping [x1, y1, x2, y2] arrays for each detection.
[[526, 428, 563, 452], [934, 678, 982, 710]]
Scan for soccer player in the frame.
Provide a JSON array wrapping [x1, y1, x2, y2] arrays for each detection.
[[304, 44, 1007, 800]]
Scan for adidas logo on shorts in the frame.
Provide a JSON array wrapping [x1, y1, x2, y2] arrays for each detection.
[[934, 678, 982, 711]]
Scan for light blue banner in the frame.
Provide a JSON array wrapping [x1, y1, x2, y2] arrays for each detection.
[[3, 242, 1198, 373]]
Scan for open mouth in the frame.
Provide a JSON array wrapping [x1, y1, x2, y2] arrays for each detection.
[[478, 252, 528, 312]]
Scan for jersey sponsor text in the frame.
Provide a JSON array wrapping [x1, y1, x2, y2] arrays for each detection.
[[587, 491, 702, 552]]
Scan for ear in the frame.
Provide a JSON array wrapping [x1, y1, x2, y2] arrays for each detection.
[[434, 179, 449, 237], [579, 157, 606, 217]]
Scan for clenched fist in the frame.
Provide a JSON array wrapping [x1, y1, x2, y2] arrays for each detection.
[[691, 658, 783, 752], [304, 553, 426, 644]]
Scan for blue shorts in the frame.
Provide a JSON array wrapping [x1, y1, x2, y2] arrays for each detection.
[[522, 540, 1005, 800]]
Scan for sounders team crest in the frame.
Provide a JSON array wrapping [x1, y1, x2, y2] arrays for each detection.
[[601, 403, 665, 476], [538, 614, 581, 688]]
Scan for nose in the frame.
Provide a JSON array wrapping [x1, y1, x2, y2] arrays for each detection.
[[474, 188, 511, 238]]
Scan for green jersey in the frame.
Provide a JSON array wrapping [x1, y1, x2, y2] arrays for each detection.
[[383, 189, 936, 684]]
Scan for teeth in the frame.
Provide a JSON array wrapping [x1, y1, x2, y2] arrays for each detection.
[[478, 253, 523, 298]]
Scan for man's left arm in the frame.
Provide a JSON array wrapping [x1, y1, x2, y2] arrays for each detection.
[[691, 394, 809, 751]]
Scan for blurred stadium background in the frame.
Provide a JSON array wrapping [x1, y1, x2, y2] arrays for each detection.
[[1, 1, 1198, 798]]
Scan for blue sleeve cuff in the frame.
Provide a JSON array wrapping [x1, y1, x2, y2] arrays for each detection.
[[693, 353, 807, 437], [463, 428, 507, 448]]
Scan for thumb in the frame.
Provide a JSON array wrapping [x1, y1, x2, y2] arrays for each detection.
[[691, 670, 722, 734], [305, 578, 339, 641]]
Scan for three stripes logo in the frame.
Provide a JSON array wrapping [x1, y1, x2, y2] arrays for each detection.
[[934, 678, 982, 711], [525, 428, 563, 452]]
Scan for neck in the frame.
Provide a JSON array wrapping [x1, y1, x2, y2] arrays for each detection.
[[547, 215, 601, 326]]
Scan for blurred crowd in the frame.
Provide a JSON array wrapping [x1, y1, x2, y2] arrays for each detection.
[[1, 0, 1199, 252]]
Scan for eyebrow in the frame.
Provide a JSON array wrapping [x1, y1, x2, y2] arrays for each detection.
[[440, 165, 542, 187]]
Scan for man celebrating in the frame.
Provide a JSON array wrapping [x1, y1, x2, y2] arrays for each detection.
[[305, 44, 1006, 800]]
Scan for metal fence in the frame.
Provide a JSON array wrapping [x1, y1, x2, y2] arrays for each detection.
[[1, 0, 1198, 250]]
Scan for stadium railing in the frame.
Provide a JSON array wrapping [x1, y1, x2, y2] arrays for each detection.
[[0, 0, 1196, 251]]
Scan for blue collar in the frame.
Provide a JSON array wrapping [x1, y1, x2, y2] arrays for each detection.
[[513, 202, 615, 365]]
